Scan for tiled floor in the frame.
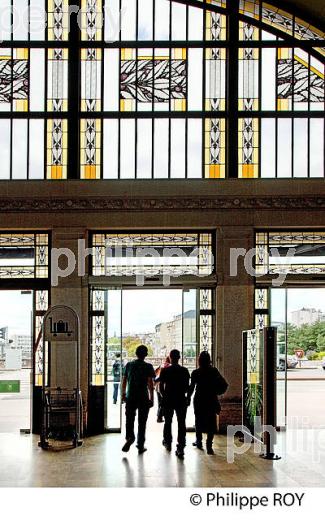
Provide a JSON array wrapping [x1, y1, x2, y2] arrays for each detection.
[[0, 428, 325, 487]]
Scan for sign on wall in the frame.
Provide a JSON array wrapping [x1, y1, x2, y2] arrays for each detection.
[[43, 306, 79, 342]]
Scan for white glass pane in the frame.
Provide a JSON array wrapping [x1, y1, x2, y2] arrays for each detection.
[[137, 119, 152, 179], [30, 0, 45, 40], [261, 119, 276, 178], [0, 120, 10, 179], [0, 1, 12, 40], [121, 0, 136, 40], [13, 0, 29, 40], [104, 0, 120, 42], [154, 119, 168, 178], [155, 0, 170, 40], [29, 120, 44, 179], [120, 119, 135, 178], [12, 119, 28, 179], [188, 7, 203, 40], [188, 48, 203, 111], [262, 48, 276, 110], [277, 119, 292, 178], [187, 119, 202, 179], [30, 49, 45, 111], [310, 119, 324, 178], [103, 119, 118, 179], [0, 48, 11, 112], [294, 118, 308, 177], [171, 118, 185, 178], [104, 49, 119, 111], [138, 0, 153, 40], [171, 2, 186, 40]]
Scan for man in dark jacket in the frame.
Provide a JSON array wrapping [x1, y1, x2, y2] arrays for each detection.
[[121, 345, 155, 454], [159, 349, 190, 459]]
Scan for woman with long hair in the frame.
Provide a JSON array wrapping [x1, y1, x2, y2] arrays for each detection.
[[188, 351, 228, 454]]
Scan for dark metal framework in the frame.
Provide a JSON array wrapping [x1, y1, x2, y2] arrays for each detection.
[[0, 0, 324, 179]]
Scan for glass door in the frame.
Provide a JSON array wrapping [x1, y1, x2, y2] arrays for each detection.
[[270, 288, 288, 429], [182, 289, 199, 429], [100, 286, 215, 433], [104, 288, 123, 431], [0, 290, 33, 433]]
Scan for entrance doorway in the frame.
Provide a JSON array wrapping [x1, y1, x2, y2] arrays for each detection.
[[0, 290, 33, 433], [106, 288, 199, 432], [270, 288, 325, 429], [90, 286, 215, 433]]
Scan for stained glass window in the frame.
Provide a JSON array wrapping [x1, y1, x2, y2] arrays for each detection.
[[34, 290, 49, 387], [91, 232, 214, 278], [0, 0, 324, 179], [256, 231, 325, 276], [0, 233, 49, 279]]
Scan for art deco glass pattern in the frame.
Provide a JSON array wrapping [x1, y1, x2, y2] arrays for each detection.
[[256, 231, 325, 275], [48, 0, 69, 41], [200, 289, 214, 357], [238, 118, 259, 178], [0, 233, 49, 279], [120, 48, 187, 112], [243, 329, 263, 434], [254, 288, 269, 330], [277, 48, 324, 111], [0, 49, 29, 111], [46, 119, 68, 179], [80, 119, 102, 179], [34, 290, 49, 387], [0, 0, 324, 179], [91, 232, 214, 277], [205, 118, 226, 178]]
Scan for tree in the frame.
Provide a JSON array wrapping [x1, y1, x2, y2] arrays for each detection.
[[286, 321, 325, 354], [122, 336, 153, 357]]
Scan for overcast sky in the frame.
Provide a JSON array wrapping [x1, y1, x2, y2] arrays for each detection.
[[0, 288, 324, 339]]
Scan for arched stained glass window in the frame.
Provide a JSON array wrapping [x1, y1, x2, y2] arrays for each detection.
[[0, 0, 324, 180]]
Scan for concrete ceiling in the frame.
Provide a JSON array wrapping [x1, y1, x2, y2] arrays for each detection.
[[280, 1, 325, 27]]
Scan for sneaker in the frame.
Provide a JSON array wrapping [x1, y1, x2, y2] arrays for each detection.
[[162, 440, 171, 451], [122, 439, 134, 452], [175, 448, 184, 460], [206, 447, 215, 455], [192, 441, 203, 450]]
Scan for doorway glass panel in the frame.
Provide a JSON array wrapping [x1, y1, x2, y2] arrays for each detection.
[[0, 290, 33, 433], [270, 288, 287, 429], [105, 288, 122, 431], [270, 287, 325, 429]]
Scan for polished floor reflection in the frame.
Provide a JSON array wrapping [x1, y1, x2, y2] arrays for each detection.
[[0, 428, 325, 488]]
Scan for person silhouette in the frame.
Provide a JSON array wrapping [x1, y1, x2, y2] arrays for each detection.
[[121, 345, 155, 454], [155, 355, 171, 423], [159, 349, 190, 460], [112, 353, 122, 404], [188, 351, 228, 455]]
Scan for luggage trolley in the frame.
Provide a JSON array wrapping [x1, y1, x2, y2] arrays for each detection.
[[39, 306, 83, 449]]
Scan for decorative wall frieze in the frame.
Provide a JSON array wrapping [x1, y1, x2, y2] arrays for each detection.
[[0, 195, 325, 213]]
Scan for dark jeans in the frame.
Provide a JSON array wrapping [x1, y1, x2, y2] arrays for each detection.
[[163, 404, 187, 449], [113, 383, 119, 403], [157, 391, 163, 420], [125, 400, 150, 448], [196, 430, 214, 448]]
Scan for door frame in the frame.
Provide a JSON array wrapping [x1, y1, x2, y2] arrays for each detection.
[[88, 283, 216, 434], [257, 283, 325, 431]]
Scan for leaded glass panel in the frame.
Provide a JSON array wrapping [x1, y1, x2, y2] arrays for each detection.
[[0, 0, 324, 180], [0, 233, 49, 279], [91, 232, 214, 278], [256, 231, 325, 276]]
